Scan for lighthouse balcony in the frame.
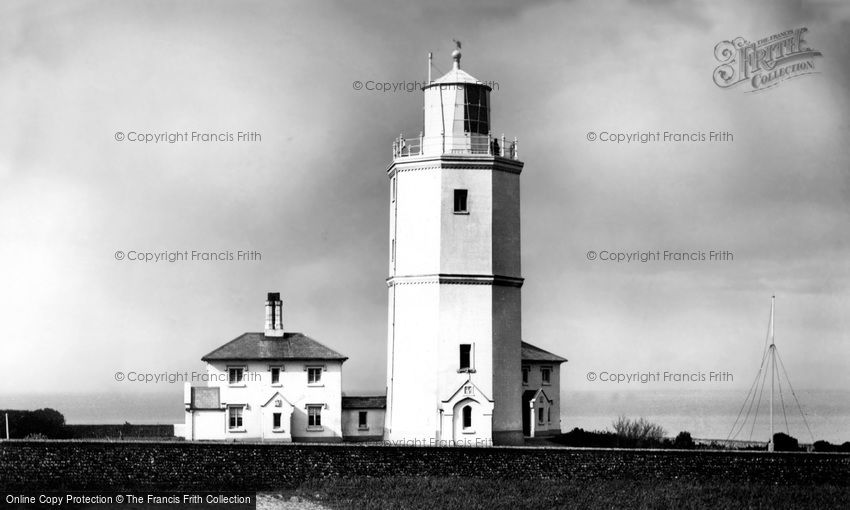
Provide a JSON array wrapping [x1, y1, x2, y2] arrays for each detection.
[[392, 133, 519, 161]]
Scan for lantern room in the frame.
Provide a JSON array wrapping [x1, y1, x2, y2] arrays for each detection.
[[421, 47, 492, 156]]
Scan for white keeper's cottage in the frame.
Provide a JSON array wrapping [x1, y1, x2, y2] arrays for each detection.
[[176, 293, 382, 442], [176, 48, 567, 444]]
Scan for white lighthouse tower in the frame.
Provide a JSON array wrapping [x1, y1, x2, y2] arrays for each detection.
[[385, 45, 525, 445]]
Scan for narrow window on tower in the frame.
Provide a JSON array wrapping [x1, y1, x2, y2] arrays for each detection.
[[453, 189, 468, 214], [391, 176, 396, 203], [459, 344, 472, 371]]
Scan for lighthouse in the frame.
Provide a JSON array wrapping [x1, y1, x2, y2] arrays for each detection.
[[385, 45, 525, 445]]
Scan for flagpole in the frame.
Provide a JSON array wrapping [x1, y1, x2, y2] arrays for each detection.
[[768, 295, 775, 452]]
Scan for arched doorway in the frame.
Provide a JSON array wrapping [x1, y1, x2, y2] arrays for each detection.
[[452, 398, 477, 444]]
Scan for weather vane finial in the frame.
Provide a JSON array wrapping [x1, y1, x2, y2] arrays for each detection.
[[451, 39, 462, 68]]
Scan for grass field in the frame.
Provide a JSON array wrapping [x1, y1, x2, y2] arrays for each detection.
[[275, 476, 850, 509]]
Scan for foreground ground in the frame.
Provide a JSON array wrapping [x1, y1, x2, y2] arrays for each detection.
[[257, 477, 850, 509]]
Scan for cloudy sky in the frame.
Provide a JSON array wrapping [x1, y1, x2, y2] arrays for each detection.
[[1, 0, 848, 415]]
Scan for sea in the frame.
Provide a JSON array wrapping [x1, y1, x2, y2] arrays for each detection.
[[565, 389, 850, 444], [2, 389, 848, 444]]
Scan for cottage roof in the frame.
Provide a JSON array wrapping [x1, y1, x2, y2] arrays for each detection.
[[202, 332, 347, 362], [521, 341, 568, 363], [342, 396, 387, 409]]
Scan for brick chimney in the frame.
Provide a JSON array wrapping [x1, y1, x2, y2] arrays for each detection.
[[264, 292, 284, 337]]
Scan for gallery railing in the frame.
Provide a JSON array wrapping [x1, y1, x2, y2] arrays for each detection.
[[392, 133, 519, 160]]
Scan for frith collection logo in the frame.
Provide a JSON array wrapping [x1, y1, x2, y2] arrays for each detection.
[[713, 27, 823, 92]]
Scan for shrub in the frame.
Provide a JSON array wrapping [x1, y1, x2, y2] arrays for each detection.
[[612, 416, 666, 448], [0, 408, 68, 439], [674, 431, 695, 449], [772, 432, 799, 452], [550, 428, 619, 448], [815, 441, 850, 453], [813, 440, 836, 452]]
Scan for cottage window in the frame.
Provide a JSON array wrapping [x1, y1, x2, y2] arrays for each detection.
[[541, 367, 551, 385], [228, 406, 244, 430], [521, 366, 529, 385], [358, 411, 368, 430], [270, 366, 281, 385], [307, 367, 322, 385], [228, 367, 244, 385], [307, 405, 323, 429]]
